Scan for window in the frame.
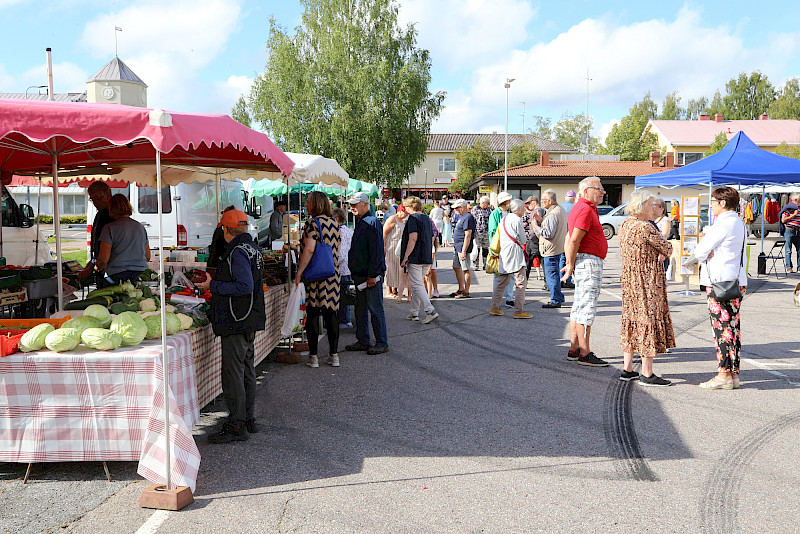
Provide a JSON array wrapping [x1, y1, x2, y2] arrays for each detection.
[[138, 186, 172, 214], [677, 152, 703, 165], [438, 158, 456, 172]]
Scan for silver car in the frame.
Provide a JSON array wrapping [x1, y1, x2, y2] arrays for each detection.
[[600, 201, 709, 239]]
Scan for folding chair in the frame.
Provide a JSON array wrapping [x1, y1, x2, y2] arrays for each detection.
[[761, 239, 786, 278]]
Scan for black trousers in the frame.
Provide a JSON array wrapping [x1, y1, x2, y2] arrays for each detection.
[[220, 331, 256, 425], [306, 306, 339, 356], [668, 220, 680, 240]]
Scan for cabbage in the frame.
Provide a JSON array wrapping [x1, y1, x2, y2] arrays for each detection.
[[61, 316, 102, 336], [81, 328, 117, 350], [164, 304, 176, 313], [144, 315, 162, 340], [176, 313, 193, 331], [110, 311, 148, 346], [83, 304, 112, 328], [44, 328, 80, 352], [109, 331, 122, 349], [20, 323, 55, 352], [165, 313, 181, 335]]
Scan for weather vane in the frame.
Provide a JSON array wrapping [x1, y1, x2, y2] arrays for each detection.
[[114, 26, 122, 57]]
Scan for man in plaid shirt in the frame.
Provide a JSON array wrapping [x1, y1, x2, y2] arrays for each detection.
[[471, 196, 492, 269]]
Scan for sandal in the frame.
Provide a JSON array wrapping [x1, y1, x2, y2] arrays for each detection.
[[698, 377, 734, 390], [449, 290, 464, 298], [454, 292, 470, 299]]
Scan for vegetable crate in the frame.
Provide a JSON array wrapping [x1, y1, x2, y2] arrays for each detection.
[[0, 333, 24, 357], [0, 317, 71, 330]]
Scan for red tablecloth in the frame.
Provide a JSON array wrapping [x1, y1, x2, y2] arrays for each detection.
[[0, 334, 200, 491]]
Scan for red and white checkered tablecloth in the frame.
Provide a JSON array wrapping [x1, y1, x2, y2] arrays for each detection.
[[192, 285, 287, 407], [0, 334, 201, 492]]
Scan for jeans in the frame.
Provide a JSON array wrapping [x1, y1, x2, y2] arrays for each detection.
[[220, 331, 256, 425], [407, 263, 435, 317], [543, 254, 566, 303], [339, 275, 352, 323], [493, 273, 515, 301], [354, 279, 388, 347], [785, 227, 800, 269]]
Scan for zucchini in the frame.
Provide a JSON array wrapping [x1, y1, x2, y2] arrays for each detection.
[[64, 296, 113, 310], [86, 285, 125, 299]]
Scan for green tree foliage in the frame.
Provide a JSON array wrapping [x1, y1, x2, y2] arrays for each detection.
[[769, 78, 800, 119], [529, 115, 553, 140], [659, 91, 685, 120], [722, 71, 776, 119], [245, 0, 445, 189], [704, 131, 729, 157], [507, 142, 540, 167], [603, 92, 659, 160], [686, 96, 709, 120], [231, 96, 251, 127], [450, 139, 497, 194], [707, 90, 725, 117], [775, 141, 800, 159], [552, 111, 598, 152]]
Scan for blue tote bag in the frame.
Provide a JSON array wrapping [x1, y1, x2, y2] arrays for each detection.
[[302, 217, 336, 281]]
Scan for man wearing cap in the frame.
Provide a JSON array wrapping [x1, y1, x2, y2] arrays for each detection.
[[197, 209, 266, 443], [531, 189, 567, 308], [561, 177, 609, 368], [345, 192, 389, 354], [489, 192, 515, 304], [450, 199, 475, 298], [563, 190, 577, 216]]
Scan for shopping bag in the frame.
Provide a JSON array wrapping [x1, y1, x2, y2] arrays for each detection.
[[485, 252, 500, 274], [281, 283, 306, 337], [489, 230, 501, 254], [302, 218, 336, 281]]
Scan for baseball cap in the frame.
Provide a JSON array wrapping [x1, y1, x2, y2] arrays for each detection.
[[219, 209, 250, 228], [524, 195, 538, 204], [565, 190, 577, 198], [347, 192, 369, 204], [497, 192, 513, 205], [451, 199, 467, 208]]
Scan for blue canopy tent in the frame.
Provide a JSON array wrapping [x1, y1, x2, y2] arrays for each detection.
[[636, 131, 800, 252]]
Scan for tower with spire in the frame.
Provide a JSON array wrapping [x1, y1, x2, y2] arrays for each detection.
[[86, 56, 147, 107]]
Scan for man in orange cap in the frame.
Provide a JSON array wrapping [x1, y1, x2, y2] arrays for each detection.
[[196, 209, 265, 443]]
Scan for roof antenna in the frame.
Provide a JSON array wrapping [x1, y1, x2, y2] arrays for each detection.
[[114, 26, 122, 57]]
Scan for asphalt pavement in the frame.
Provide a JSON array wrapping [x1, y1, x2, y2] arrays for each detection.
[[3, 236, 799, 533]]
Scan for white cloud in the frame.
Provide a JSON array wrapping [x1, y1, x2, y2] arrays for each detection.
[[598, 118, 620, 145], [0, 0, 23, 7], [398, 0, 537, 72], [207, 75, 254, 115], [80, 0, 242, 111], [17, 62, 88, 94]]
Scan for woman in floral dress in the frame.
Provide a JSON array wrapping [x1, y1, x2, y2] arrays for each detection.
[[618, 190, 675, 386], [382, 207, 409, 301]]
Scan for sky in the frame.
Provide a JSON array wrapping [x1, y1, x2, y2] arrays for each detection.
[[2, 0, 800, 146]]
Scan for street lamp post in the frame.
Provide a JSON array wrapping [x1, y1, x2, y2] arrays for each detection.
[[504, 78, 515, 192], [424, 168, 428, 202]]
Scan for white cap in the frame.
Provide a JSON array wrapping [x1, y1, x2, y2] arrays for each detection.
[[347, 192, 369, 204], [497, 192, 512, 204], [451, 199, 467, 208]]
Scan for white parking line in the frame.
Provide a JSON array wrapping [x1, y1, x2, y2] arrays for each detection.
[[600, 288, 622, 301], [742, 358, 800, 387], [135, 510, 171, 534]]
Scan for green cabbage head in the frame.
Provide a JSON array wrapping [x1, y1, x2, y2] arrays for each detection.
[[61, 316, 102, 336], [45, 328, 80, 352], [83, 305, 112, 328], [110, 311, 148, 346], [165, 313, 181, 335], [20, 323, 55, 352], [81, 328, 117, 350], [109, 331, 122, 349], [144, 315, 162, 340]]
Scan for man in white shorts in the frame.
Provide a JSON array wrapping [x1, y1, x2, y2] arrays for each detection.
[[450, 199, 475, 298], [561, 176, 609, 367]]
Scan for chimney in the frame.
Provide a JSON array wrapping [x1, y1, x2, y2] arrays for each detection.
[[665, 152, 675, 167], [714, 113, 723, 122], [649, 151, 660, 168], [760, 114, 769, 120], [540, 151, 550, 167], [698, 114, 710, 121]]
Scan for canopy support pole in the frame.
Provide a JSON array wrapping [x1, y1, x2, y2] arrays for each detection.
[[51, 144, 63, 311], [155, 150, 171, 491], [34, 175, 42, 261], [761, 185, 766, 253]]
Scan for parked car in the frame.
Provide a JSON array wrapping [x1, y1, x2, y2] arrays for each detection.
[[747, 212, 779, 238], [596, 204, 615, 216], [0, 184, 52, 265], [600, 201, 708, 239]]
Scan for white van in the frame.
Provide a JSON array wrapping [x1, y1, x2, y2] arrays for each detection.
[[241, 184, 274, 247], [0, 184, 52, 265], [87, 180, 250, 250]]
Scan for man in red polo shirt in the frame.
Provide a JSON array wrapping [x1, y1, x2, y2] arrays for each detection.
[[561, 176, 609, 367]]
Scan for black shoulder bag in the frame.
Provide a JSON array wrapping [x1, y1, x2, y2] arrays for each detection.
[[708, 229, 745, 302]]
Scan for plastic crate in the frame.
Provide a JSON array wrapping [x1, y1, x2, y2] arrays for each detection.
[[0, 333, 24, 357], [0, 317, 71, 329], [0, 289, 26, 306], [0, 272, 21, 290], [16, 266, 54, 280]]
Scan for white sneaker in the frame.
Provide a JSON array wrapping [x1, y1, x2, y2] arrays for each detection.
[[422, 311, 439, 324], [327, 354, 339, 367], [306, 355, 319, 368], [407, 314, 419, 321]]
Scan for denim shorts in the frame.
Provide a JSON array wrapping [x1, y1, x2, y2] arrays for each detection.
[[453, 252, 473, 271]]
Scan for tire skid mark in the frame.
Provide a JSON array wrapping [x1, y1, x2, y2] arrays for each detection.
[[603, 379, 659, 482], [699, 411, 800, 534]]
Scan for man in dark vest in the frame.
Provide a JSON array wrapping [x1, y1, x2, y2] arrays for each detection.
[[196, 209, 266, 443]]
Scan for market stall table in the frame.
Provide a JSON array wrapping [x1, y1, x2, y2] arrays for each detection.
[[0, 333, 201, 491]]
